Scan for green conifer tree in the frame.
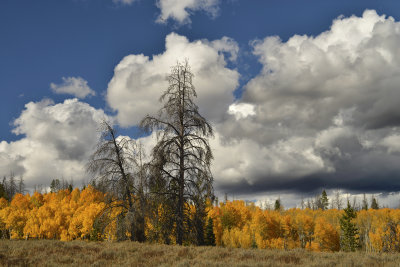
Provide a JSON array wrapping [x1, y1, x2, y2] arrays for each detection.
[[321, 190, 329, 210], [371, 197, 379, 210], [205, 217, 216, 246], [274, 198, 282, 211], [340, 201, 359, 252], [0, 183, 8, 201]]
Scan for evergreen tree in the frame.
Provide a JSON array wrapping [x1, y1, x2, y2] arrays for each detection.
[[50, 179, 61, 193], [321, 190, 329, 210], [205, 217, 216, 246], [362, 194, 368, 210], [0, 183, 8, 201], [274, 198, 282, 211], [340, 201, 359, 252], [371, 196, 379, 210], [8, 173, 17, 199]]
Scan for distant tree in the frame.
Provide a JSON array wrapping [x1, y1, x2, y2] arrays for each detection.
[[60, 178, 72, 191], [141, 60, 214, 245], [300, 197, 305, 210], [362, 194, 368, 210], [0, 183, 8, 201], [333, 190, 343, 210], [320, 190, 329, 210], [314, 195, 322, 210], [340, 201, 359, 252], [371, 196, 379, 210], [274, 198, 282, 211], [8, 173, 17, 200], [351, 196, 360, 211], [306, 199, 312, 209], [34, 184, 44, 193], [67, 179, 74, 191], [205, 217, 216, 246], [17, 176, 25, 195], [50, 179, 61, 193]]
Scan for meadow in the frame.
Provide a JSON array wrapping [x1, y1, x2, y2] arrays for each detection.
[[1, 240, 400, 267]]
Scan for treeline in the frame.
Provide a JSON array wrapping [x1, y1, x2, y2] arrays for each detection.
[[0, 173, 26, 201], [0, 174, 74, 201], [1, 188, 400, 253], [210, 200, 400, 253], [261, 190, 381, 212]]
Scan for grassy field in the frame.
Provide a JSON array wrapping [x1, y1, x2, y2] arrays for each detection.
[[1, 240, 400, 267]]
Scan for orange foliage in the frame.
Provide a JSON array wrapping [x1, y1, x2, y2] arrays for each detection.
[[208, 201, 400, 252], [0, 186, 107, 241], [2, 192, 400, 253]]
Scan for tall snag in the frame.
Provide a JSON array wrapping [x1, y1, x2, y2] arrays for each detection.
[[141, 60, 214, 245], [87, 121, 147, 242]]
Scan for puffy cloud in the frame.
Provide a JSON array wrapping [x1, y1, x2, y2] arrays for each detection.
[[211, 133, 331, 194], [228, 103, 255, 120], [156, 0, 219, 25], [380, 134, 400, 153], [0, 98, 109, 189], [50, 77, 95, 99], [245, 10, 400, 131], [106, 32, 239, 127], [213, 10, 400, 196]]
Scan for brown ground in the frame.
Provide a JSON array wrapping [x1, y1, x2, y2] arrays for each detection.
[[0, 240, 399, 266]]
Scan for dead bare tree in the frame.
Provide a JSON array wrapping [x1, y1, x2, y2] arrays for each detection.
[[86, 121, 147, 242], [141, 60, 214, 245]]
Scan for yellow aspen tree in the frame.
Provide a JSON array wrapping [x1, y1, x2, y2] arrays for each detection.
[[313, 217, 340, 252]]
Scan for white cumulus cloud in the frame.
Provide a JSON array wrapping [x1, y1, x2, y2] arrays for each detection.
[[228, 103, 256, 120], [50, 77, 96, 99], [156, 0, 220, 25], [106, 32, 239, 127], [0, 98, 109, 189]]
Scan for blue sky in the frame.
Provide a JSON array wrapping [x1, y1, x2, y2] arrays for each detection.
[[2, 0, 400, 206], [2, 0, 397, 140]]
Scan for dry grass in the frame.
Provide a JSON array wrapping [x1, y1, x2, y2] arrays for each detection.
[[0, 240, 399, 266]]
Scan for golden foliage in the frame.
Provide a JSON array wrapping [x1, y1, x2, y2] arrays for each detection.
[[2, 192, 400, 253], [0, 186, 106, 241]]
